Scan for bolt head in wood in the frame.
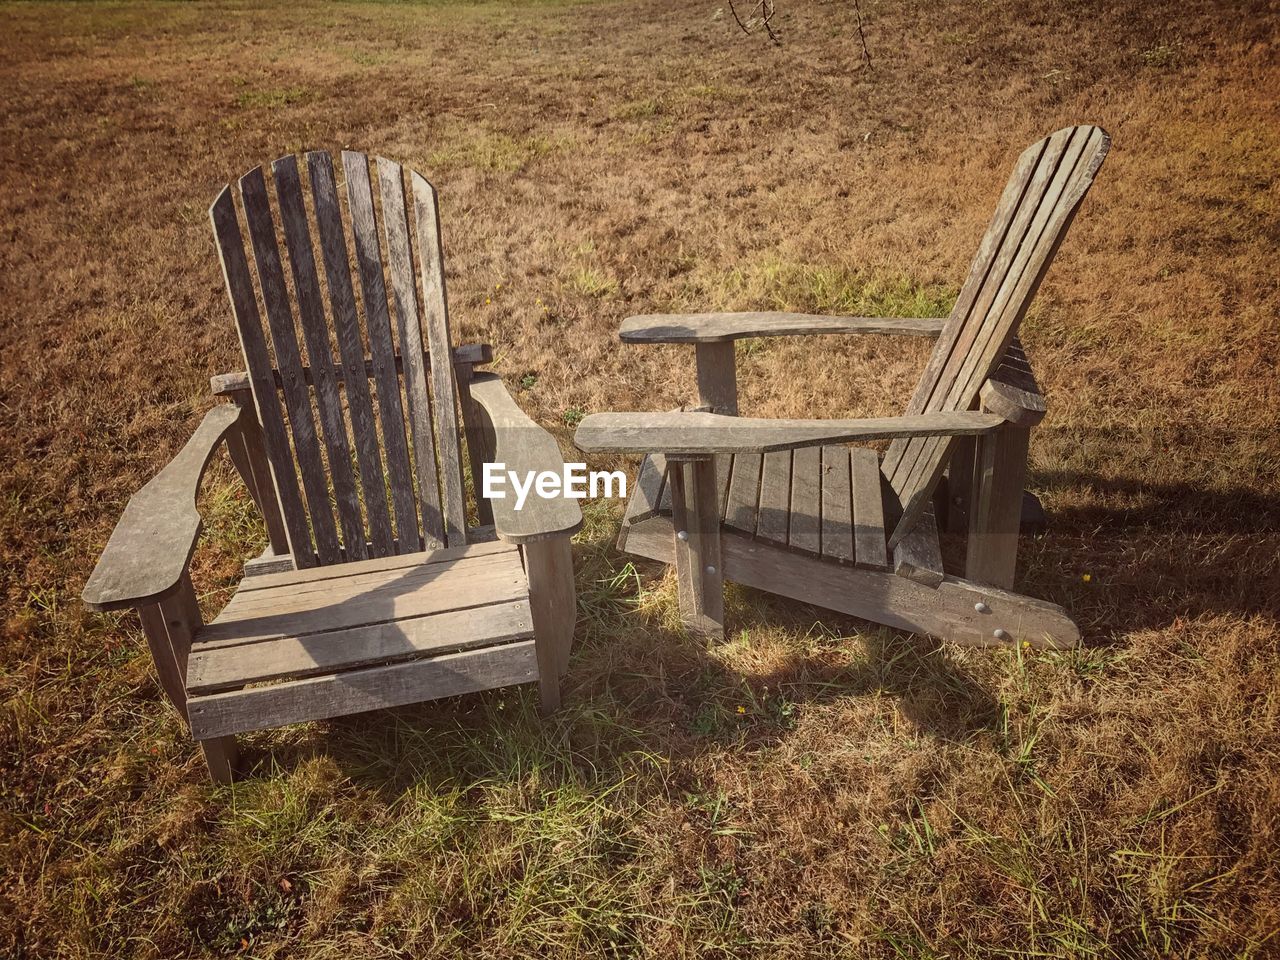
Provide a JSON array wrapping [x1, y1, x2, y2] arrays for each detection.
[[676, 530, 689, 541], [993, 628, 1012, 641], [974, 602, 991, 614], [705, 565, 717, 575]]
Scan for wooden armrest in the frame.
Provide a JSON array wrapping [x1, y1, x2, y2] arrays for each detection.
[[620, 312, 946, 344], [82, 404, 246, 612], [468, 373, 583, 544], [574, 410, 1003, 456], [980, 338, 1046, 427]]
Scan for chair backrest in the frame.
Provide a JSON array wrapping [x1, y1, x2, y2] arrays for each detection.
[[882, 124, 1109, 549], [210, 151, 471, 568]]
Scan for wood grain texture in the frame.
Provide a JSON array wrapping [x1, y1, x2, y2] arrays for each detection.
[[218, 551, 517, 619], [724, 452, 762, 535], [624, 453, 669, 526], [788, 445, 821, 555], [623, 515, 1079, 649], [851, 448, 888, 569], [890, 131, 1078, 517], [240, 166, 342, 563], [187, 640, 539, 740], [210, 343, 492, 396], [756, 450, 792, 545], [378, 156, 446, 549], [410, 171, 468, 545], [199, 552, 528, 646], [210, 186, 315, 565], [966, 412, 1031, 589], [893, 504, 945, 587], [575, 410, 1003, 455], [819, 446, 854, 562], [621, 312, 946, 343], [883, 131, 1067, 523], [455, 361, 496, 528], [139, 602, 189, 721], [188, 599, 533, 693], [343, 151, 420, 551], [223, 393, 290, 556], [307, 150, 395, 556], [271, 155, 366, 559], [669, 459, 725, 639], [695, 341, 738, 414], [885, 126, 1108, 549], [199, 736, 239, 785], [468, 373, 583, 543], [525, 535, 577, 712], [944, 436, 977, 536], [83, 404, 244, 611], [238, 538, 514, 592], [979, 338, 1046, 427]]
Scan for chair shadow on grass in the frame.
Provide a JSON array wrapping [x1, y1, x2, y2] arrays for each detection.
[[238, 517, 1003, 793], [1023, 468, 1280, 636], [231, 454, 1280, 788]]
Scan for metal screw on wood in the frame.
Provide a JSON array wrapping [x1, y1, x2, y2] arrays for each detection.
[[676, 530, 689, 541], [974, 602, 991, 614], [993, 628, 1012, 641], [705, 565, 716, 575]]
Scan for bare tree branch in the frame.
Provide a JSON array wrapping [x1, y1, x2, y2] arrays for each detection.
[[727, 0, 781, 44]]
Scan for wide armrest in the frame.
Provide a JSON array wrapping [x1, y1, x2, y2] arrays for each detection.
[[82, 404, 246, 612], [468, 373, 583, 544], [574, 410, 1003, 456], [620, 312, 946, 344]]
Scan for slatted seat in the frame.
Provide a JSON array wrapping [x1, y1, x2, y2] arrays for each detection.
[[83, 150, 581, 783], [628, 447, 892, 569], [579, 125, 1110, 647], [183, 540, 535, 739]]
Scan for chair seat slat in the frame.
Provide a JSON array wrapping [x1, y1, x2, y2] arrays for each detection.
[[819, 446, 854, 562]]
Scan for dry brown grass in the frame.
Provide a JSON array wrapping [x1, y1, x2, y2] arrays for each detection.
[[2, 0, 1279, 956]]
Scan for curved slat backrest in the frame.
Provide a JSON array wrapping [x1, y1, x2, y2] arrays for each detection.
[[882, 124, 1110, 549], [210, 151, 468, 567]]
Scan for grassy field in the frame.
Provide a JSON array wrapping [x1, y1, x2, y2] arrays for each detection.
[[2, 0, 1279, 956]]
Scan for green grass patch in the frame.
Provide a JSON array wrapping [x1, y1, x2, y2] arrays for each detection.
[[695, 258, 957, 318], [428, 132, 568, 173]]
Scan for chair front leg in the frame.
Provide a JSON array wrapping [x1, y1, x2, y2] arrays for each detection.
[[138, 573, 238, 783], [668, 456, 725, 641], [965, 411, 1032, 590], [524, 535, 576, 715]]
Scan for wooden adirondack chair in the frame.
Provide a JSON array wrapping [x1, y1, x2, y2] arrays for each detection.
[[82, 151, 581, 783], [576, 125, 1108, 648]]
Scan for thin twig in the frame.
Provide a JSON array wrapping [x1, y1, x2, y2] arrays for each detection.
[[727, 0, 781, 44], [852, 0, 872, 70]]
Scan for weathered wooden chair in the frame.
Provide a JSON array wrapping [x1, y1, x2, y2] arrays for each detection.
[[82, 152, 581, 782], [576, 125, 1108, 648]]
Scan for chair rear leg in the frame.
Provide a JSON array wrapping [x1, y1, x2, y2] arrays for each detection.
[[966, 417, 1031, 589]]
